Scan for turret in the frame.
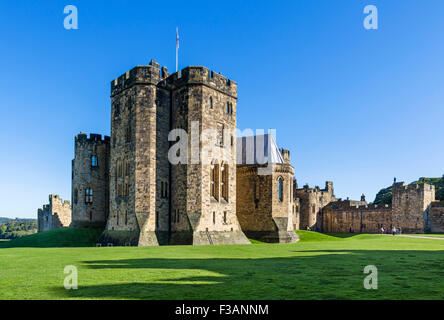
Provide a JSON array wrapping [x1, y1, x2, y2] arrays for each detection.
[[281, 148, 290, 164]]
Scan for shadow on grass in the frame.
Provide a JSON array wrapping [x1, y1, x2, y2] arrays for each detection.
[[50, 249, 444, 300]]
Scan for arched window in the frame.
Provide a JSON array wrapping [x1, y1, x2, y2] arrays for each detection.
[[221, 163, 229, 201], [278, 178, 283, 202]]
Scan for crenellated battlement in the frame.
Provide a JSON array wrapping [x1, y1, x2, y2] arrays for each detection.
[[164, 66, 237, 97], [393, 181, 435, 193], [111, 59, 237, 98], [300, 181, 334, 195], [49, 194, 71, 207], [327, 200, 391, 212], [111, 59, 169, 97], [75, 133, 110, 145]]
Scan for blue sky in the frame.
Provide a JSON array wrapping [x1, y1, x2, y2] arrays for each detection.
[[1, 0, 444, 218]]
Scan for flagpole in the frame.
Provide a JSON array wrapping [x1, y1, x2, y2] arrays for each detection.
[[176, 27, 179, 72]]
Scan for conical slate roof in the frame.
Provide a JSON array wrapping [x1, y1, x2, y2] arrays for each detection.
[[236, 134, 284, 165]]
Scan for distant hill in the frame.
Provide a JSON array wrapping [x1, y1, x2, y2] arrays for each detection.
[[374, 176, 444, 205], [0, 217, 37, 224]]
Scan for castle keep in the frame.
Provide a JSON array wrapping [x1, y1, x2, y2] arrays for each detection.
[[37, 58, 444, 243]]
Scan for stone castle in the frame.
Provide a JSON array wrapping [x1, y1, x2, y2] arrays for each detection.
[[37, 59, 444, 244]]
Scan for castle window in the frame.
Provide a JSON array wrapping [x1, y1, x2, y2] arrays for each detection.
[[89, 212, 92, 221], [124, 182, 129, 197], [213, 211, 216, 224], [114, 104, 120, 118], [85, 188, 93, 204], [125, 211, 128, 225], [223, 211, 227, 224], [91, 155, 98, 167], [210, 162, 219, 200], [221, 163, 229, 201], [156, 212, 159, 229], [216, 123, 224, 147], [160, 181, 169, 199], [126, 123, 131, 143], [278, 178, 284, 202], [226, 102, 233, 115], [74, 189, 78, 205], [209, 97, 213, 109]]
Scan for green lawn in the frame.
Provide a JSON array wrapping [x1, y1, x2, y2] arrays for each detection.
[[404, 234, 444, 238], [1, 229, 444, 300]]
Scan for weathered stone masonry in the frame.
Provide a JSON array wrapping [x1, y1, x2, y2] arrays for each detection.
[[97, 60, 249, 246], [37, 195, 71, 232], [71, 133, 110, 228]]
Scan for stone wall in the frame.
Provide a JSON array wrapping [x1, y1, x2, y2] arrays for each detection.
[[295, 181, 336, 231], [38, 195, 72, 232], [236, 162, 297, 243], [322, 200, 392, 233], [427, 201, 444, 233], [392, 182, 435, 233], [71, 133, 110, 228]]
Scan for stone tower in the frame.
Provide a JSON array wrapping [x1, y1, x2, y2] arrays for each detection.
[[166, 66, 248, 245], [100, 60, 248, 246], [392, 182, 435, 233], [296, 181, 336, 230], [71, 133, 110, 228], [103, 60, 171, 246]]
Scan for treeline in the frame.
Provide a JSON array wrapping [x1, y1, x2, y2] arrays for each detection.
[[0, 221, 38, 239], [374, 176, 444, 205], [0, 217, 36, 224]]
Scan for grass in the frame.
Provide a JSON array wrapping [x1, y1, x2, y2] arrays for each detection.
[[404, 234, 444, 238], [1, 229, 444, 299], [0, 228, 103, 248]]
